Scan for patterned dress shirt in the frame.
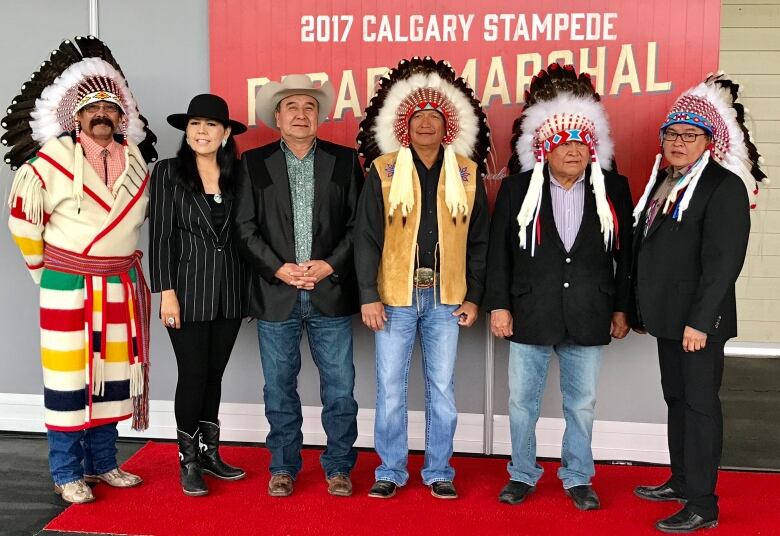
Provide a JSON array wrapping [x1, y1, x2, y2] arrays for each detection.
[[281, 139, 316, 263]]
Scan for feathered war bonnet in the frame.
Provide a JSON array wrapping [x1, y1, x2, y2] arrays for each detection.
[[508, 63, 615, 256], [1, 36, 157, 212], [356, 56, 490, 219], [633, 73, 767, 225]]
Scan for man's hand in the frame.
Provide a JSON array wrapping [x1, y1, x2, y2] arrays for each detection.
[[160, 289, 181, 329], [610, 312, 630, 339], [295, 260, 334, 290], [361, 302, 387, 331], [453, 301, 479, 327], [490, 309, 513, 338], [682, 325, 707, 352], [274, 262, 308, 287]]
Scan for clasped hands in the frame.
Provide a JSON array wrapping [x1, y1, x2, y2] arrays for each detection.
[[275, 260, 333, 290]]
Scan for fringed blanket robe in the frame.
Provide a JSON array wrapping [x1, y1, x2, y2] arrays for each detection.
[[8, 134, 150, 431]]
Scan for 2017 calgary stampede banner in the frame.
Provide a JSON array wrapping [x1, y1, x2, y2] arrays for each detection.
[[209, 0, 720, 199]]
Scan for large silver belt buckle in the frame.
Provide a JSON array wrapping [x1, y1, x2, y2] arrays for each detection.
[[413, 267, 435, 288]]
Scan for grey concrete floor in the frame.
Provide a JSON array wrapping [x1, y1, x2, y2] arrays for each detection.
[[721, 357, 780, 470], [2, 356, 777, 535], [0, 433, 143, 536]]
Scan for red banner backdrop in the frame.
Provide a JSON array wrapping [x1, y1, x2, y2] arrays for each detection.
[[210, 0, 720, 200]]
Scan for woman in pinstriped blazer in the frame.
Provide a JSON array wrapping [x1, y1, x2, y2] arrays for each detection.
[[149, 94, 248, 496]]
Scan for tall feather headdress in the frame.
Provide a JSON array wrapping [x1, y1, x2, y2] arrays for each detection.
[[1, 36, 157, 207], [509, 63, 615, 255], [633, 72, 767, 225]]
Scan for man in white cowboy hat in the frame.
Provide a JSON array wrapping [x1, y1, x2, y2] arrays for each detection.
[[2, 36, 157, 504], [234, 74, 363, 498], [354, 57, 490, 500]]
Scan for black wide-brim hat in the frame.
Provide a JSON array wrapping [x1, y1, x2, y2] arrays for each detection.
[[167, 93, 247, 135]]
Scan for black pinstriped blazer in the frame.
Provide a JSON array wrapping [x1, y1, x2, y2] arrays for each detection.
[[149, 158, 247, 321]]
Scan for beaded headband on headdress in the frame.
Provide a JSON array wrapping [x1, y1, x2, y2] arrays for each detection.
[[394, 87, 459, 147], [74, 90, 124, 115]]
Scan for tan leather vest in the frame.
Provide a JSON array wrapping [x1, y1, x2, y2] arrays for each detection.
[[372, 151, 478, 306]]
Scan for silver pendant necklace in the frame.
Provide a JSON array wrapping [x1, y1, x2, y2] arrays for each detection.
[[213, 192, 222, 204]]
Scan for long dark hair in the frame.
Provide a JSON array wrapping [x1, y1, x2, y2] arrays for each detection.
[[173, 130, 238, 194]]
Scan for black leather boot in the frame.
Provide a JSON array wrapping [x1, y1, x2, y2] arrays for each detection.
[[177, 428, 208, 496], [198, 420, 246, 480]]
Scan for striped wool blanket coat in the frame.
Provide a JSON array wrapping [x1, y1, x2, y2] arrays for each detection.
[[8, 134, 150, 431]]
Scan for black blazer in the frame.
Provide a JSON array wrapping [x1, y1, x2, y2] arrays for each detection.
[[631, 160, 750, 341], [148, 159, 247, 321], [233, 139, 363, 321], [484, 165, 634, 346]]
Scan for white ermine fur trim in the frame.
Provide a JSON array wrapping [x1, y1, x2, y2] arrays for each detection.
[[516, 94, 614, 172], [73, 140, 85, 210], [517, 161, 545, 251], [633, 153, 662, 226], [373, 72, 480, 158], [388, 147, 415, 218], [590, 162, 615, 248], [443, 145, 468, 217], [672, 151, 711, 222], [92, 357, 105, 397], [29, 57, 146, 146]]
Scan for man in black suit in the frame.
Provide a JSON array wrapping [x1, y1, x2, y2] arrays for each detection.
[[484, 64, 633, 511], [234, 75, 362, 498], [631, 75, 760, 534]]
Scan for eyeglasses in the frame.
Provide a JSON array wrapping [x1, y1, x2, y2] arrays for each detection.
[[82, 102, 121, 114], [663, 131, 708, 143]]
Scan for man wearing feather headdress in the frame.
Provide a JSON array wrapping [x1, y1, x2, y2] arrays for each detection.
[[1, 36, 157, 504], [354, 57, 490, 500], [631, 74, 765, 534], [483, 63, 634, 510]]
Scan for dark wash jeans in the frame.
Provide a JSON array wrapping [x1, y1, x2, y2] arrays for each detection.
[[256, 290, 358, 478], [48, 422, 119, 485]]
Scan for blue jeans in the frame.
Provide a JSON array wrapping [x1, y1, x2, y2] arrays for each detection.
[[507, 342, 603, 489], [374, 286, 460, 486], [256, 290, 357, 479], [47, 422, 119, 485]]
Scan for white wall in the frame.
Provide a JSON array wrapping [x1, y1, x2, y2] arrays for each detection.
[[721, 0, 780, 344]]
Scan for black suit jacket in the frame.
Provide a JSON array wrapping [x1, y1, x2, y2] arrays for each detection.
[[234, 139, 363, 321], [484, 165, 634, 346], [631, 160, 750, 341], [148, 159, 247, 321]]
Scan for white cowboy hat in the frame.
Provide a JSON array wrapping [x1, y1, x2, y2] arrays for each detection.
[[254, 74, 334, 129]]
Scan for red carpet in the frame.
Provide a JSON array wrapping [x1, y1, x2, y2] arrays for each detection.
[[46, 442, 778, 535]]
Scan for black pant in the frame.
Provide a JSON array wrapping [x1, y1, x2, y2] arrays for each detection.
[[167, 315, 242, 435], [657, 337, 725, 520]]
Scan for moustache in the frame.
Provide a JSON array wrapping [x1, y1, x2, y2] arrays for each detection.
[[89, 117, 115, 130]]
